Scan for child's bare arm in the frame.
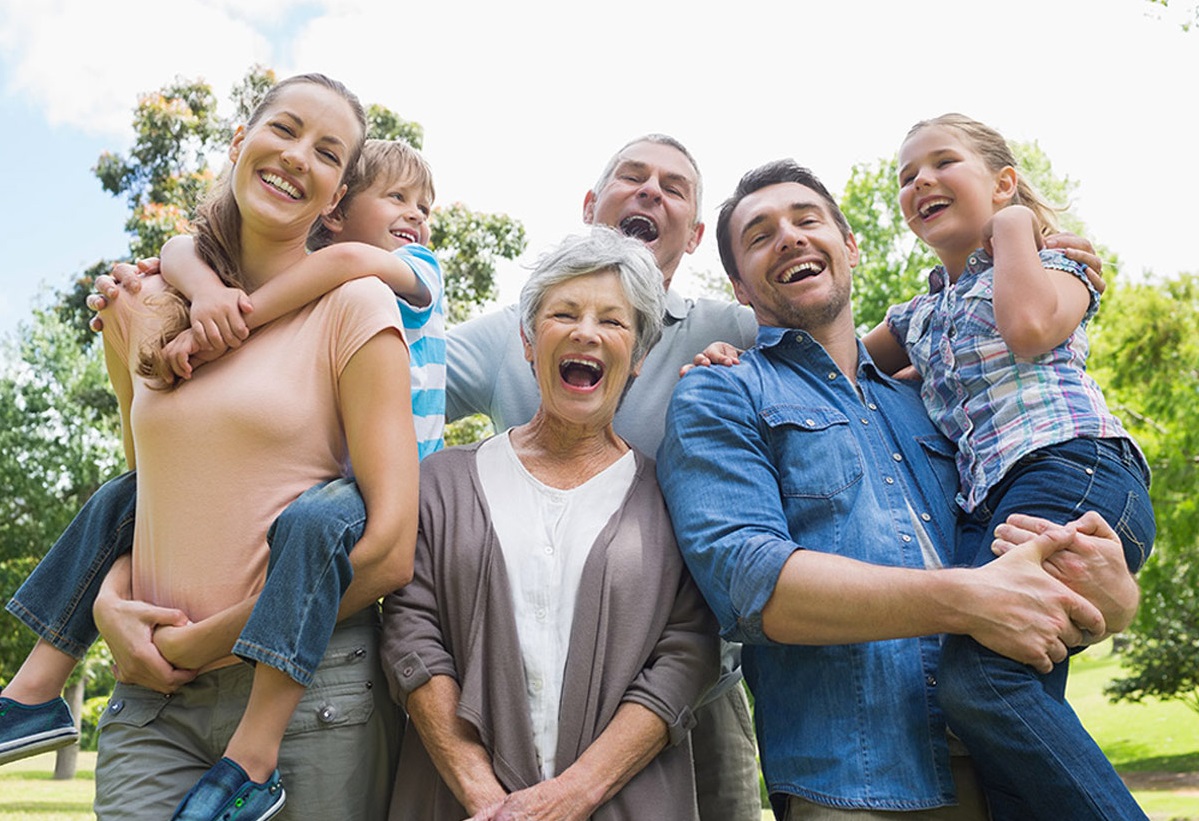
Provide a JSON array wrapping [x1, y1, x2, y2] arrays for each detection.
[[862, 322, 911, 376], [249, 243, 431, 327], [159, 235, 253, 350], [989, 206, 1091, 358]]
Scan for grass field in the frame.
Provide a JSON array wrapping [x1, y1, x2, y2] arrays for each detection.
[[2, 643, 1195, 819]]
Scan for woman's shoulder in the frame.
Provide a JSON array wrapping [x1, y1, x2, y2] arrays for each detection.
[[309, 277, 403, 329]]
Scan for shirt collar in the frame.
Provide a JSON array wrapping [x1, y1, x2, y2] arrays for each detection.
[[663, 288, 690, 325], [756, 324, 889, 382], [928, 248, 993, 293]]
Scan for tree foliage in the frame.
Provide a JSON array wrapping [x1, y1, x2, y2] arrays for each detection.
[[0, 297, 124, 682], [840, 156, 936, 331], [1091, 274, 1199, 714]]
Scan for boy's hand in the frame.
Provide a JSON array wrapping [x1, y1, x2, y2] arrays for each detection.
[[189, 286, 253, 350], [87, 258, 161, 332], [983, 205, 1042, 260]]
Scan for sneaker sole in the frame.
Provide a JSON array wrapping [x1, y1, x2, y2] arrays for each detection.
[[0, 729, 80, 765], [250, 789, 286, 821]]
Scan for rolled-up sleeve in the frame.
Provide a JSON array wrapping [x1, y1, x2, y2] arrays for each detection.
[[622, 569, 720, 746], [656, 368, 802, 645], [379, 523, 457, 706]]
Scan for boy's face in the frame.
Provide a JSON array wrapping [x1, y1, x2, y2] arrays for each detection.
[[337, 174, 433, 250]]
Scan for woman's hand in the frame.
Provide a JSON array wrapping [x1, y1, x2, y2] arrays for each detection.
[[94, 595, 197, 693], [468, 780, 590, 821]]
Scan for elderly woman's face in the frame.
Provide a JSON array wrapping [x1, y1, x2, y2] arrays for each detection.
[[522, 269, 639, 430]]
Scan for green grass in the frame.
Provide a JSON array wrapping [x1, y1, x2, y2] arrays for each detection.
[[3, 651, 1197, 820], [0, 752, 95, 820]]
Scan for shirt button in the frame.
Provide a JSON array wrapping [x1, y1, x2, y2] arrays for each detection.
[[1085, 468, 1094, 475], [318, 704, 338, 723], [892, 453, 903, 462], [544, 545, 554, 555], [885, 476, 895, 485], [805, 419, 816, 427], [921, 512, 931, 522], [926, 675, 937, 687], [535, 607, 548, 620], [867, 403, 877, 411], [109, 699, 125, 714], [860, 418, 869, 425], [827, 372, 837, 381], [901, 534, 912, 543]]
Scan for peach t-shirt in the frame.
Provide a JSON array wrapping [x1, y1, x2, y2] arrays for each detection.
[[102, 276, 404, 654]]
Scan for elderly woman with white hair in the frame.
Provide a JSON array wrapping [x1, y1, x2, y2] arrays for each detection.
[[380, 226, 719, 821]]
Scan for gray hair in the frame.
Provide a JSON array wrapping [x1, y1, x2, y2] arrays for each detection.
[[519, 226, 665, 367], [591, 134, 704, 224]]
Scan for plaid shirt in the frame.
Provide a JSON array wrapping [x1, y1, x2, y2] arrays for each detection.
[[886, 248, 1136, 512]]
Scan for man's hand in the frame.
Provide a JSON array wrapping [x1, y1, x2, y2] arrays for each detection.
[[87, 258, 161, 332], [992, 511, 1139, 639], [679, 341, 741, 377], [964, 535, 1106, 673], [93, 595, 197, 693], [1044, 232, 1106, 295]]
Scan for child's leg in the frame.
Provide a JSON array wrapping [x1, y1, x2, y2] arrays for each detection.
[[5, 469, 139, 662], [939, 437, 1154, 821], [2, 469, 138, 765], [175, 478, 364, 811], [233, 477, 364, 688]]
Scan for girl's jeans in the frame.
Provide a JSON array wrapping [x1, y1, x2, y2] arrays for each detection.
[[940, 437, 1155, 821]]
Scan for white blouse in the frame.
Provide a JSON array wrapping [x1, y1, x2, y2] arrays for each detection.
[[476, 432, 636, 779]]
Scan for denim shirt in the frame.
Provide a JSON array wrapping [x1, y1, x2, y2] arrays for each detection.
[[657, 326, 962, 811]]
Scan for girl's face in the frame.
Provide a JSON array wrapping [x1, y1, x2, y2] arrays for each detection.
[[898, 125, 1013, 274], [228, 82, 362, 242]]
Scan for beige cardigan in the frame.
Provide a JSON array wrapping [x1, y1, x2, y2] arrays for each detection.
[[381, 442, 720, 820]]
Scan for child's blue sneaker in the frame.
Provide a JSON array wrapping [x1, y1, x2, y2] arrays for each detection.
[[172, 757, 285, 821], [0, 695, 79, 765]]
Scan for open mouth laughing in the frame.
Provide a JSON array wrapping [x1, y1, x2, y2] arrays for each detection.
[[559, 356, 604, 389], [777, 259, 824, 284], [619, 214, 659, 243], [918, 197, 951, 219], [391, 228, 420, 245]]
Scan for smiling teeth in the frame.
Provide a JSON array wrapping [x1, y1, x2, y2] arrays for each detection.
[[779, 261, 821, 284], [919, 198, 951, 217], [261, 173, 301, 199], [392, 230, 418, 243], [561, 357, 602, 374]]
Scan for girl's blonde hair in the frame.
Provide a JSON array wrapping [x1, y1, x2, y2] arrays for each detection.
[[906, 113, 1062, 237], [137, 74, 367, 386]]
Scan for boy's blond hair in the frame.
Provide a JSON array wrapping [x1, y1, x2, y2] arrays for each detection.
[[309, 138, 436, 250]]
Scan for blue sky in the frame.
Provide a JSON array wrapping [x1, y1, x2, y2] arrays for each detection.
[[1, 0, 1196, 344]]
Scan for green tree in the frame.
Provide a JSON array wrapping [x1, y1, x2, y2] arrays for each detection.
[[840, 155, 936, 331], [0, 288, 126, 774], [1091, 274, 1199, 715]]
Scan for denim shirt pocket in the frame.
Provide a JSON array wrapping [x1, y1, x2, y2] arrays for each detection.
[[760, 405, 863, 498]]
